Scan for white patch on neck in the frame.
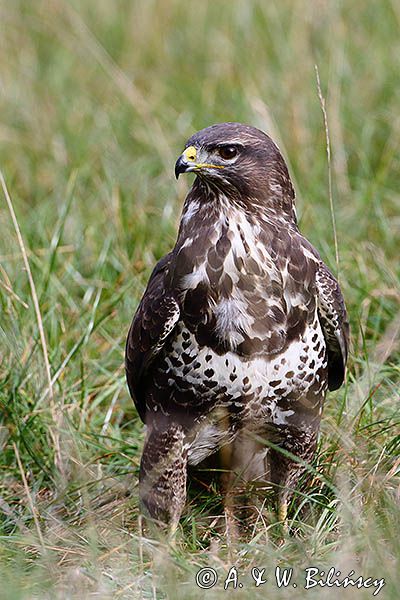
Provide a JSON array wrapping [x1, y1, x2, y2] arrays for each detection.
[[181, 199, 201, 224]]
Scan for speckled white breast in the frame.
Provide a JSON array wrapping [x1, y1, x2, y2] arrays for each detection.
[[167, 316, 325, 399], [164, 310, 327, 465]]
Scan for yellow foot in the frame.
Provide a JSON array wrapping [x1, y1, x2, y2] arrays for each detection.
[[278, 500, 288, 523], [167, 520, 179, 545], [277, 500, 289, 538]]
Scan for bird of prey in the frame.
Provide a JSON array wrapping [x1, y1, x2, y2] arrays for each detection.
[[125, 122, 349, 534]]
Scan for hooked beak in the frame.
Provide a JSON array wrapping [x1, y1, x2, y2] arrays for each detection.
[[174, 145, 197, 179], [174, 155, 192, 179]]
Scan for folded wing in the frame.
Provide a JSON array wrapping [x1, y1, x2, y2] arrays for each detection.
[[125, 253, 180, 420], [316, 262, 349, 391]]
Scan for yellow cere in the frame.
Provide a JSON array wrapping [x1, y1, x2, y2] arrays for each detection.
[[183, 146, 197, 161], [182, 145, 224, 170]]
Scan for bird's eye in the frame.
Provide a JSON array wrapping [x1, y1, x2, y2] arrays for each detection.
[[217, 146, 238, 160]]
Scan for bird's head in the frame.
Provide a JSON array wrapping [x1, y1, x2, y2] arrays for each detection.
[[175, 122, 295, 217]]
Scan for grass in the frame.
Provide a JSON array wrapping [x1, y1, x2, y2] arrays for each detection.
[[0, 0, 399, 598]]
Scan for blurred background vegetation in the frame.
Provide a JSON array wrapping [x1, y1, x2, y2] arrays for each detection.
[[0, 1, 399, 598]]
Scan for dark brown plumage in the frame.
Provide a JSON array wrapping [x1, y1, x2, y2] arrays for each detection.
[[125, 122, 349, 533]]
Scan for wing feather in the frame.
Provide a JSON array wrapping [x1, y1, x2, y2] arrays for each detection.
[[125, 253, 180, 420], [316, 262, 349, 391]]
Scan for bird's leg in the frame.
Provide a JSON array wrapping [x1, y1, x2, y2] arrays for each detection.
[[277, 496, 289, 538], [278, 498, 288, 524], [220, 430, 272, 539], [139, 423, 187, 536], [269, 423, 319, 537], [268, 453, 295, 541], [219, 443, 241, 544]]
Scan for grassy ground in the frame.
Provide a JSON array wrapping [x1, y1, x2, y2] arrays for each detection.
[[0, 1, 399, 598]]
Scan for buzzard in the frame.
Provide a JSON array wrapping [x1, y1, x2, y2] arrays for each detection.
[[125, 123, 349, 533]]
